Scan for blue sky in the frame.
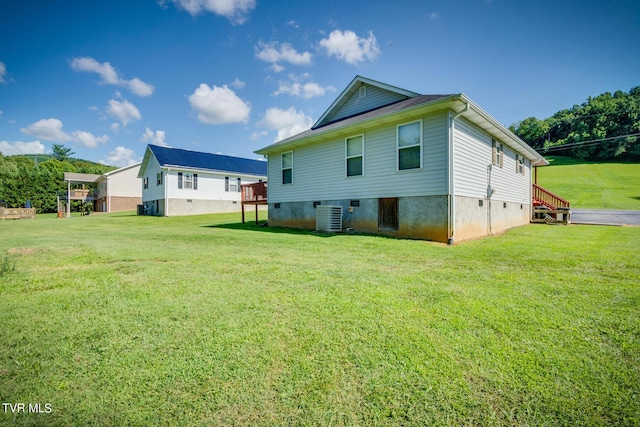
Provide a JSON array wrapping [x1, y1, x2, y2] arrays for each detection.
[[1, 0, 638, 166]]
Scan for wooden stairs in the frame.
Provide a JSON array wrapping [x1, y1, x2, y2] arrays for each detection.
[[532, 184, 571, 225]]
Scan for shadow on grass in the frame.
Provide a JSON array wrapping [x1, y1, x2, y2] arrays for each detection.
[[204, 221, 339, 238]]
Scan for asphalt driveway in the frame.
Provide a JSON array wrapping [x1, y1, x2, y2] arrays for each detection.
[[571, 209, 640, 226]]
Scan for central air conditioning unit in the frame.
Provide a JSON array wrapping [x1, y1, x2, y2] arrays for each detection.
[[316, 205, 343, 233]]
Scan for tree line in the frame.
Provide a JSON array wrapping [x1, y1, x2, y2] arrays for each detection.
[[510, 86, 640, 161], [0, 144, 114, 213]]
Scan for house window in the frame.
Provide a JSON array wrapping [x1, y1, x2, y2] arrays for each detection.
[[359, 86, 366, 98], [184, 173, 194, 189], [157, 172, 163, 186], [346, 135, 364, 177], [229, 177, 238, 192], [178, 173, 198, 190], [516, 154, 525, 175], [397, 121, 422, 170], [143, 177, 149, 189], [282, 152, 293, 184], [492, 139, 504, 168]]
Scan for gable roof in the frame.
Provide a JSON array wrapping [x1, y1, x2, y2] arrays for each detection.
[[140, 145, 267, 177], [256, 93, 454, 154], [313, 75, 420, 129], [255, 76, 548, 166]]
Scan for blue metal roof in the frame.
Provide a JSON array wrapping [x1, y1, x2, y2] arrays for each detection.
[[148, 145, 267, 176]]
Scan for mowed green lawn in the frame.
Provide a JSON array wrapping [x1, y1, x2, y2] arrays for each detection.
[[537, 156, 640, 210], [1, 212, 639, 426]]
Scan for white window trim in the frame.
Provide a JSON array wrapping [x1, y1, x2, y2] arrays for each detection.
[[396, 119, 423, 171], [184, 173, 194, 189], [359, 86, 366, 98], [345, 134, 365, 178], [281, 151, 293, 185]]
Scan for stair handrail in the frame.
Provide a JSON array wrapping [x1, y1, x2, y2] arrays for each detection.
[[532, 183, 570, 209]]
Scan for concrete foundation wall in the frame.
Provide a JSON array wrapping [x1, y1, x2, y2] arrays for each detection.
[[268, 195, 449, 242], [454, 195, 530, 242], [168, 199, 241, 216]]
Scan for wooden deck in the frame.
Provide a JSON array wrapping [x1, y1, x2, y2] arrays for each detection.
[[241, 182, 267, 223], [1, 208, 36, 220]]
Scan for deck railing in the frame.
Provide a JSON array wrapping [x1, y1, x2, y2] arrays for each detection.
[[1, 207, 36, 220], [532, 184, 570, 209], [241, 182, 267, 204]]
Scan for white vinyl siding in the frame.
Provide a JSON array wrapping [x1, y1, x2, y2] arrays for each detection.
[[267, 111, 449, 202], [453, 117, 530, 204], [141, 156, 165, 203], [324, 85, 409, 124], [166, 170, 261, 201]]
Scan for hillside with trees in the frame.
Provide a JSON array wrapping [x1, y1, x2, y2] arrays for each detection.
[[0, 144, 115, 213], [510, 87, 640, 161]]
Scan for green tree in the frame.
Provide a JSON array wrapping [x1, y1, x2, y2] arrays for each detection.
[[52, 144, 75, 161], [510, 117, 549, 151]]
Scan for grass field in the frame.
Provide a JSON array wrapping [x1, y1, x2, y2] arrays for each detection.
[[1, 212, 639, 426], [537, 156, 640, 210]]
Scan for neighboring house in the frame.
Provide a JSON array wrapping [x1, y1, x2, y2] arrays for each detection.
[[255, 75, 553, 244], [138, 144, 268, 216], [94, 162, 142, 213]]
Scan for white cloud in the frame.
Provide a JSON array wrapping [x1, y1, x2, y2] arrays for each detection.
[[230, 78, 245, 89], [189, 83, 251, 125], [255, 41, 312, 68], [105, 146, 139, 167], [270, 63, 285, 73], [0, 62, 6, 83], [21, 118, 72, 141], [106, 98, 142, 125], [258, 107, 313, 142], [20, 118, 108, 148], [141, 127, 169, 147], [249, 130, 268, 140], [163, 0, 256, 24], [319, 30, 381, 65], [429, 12, 440, 21], [0, 140, 46, 156], [110, 123, 121, 133], [70, 57, 155, 97], [127, 77, 155, 97], [72, 131, 109, 148], [274, 76, 335, 99]]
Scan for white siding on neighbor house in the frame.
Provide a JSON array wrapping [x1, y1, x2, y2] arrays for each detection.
[[453, 117, 531, 204], [268, 111, 449, 203], [141, 156, 165, 202], [164, 169, 262, 201], [105, 164, 141, 198], [324, 85, 409, 124]]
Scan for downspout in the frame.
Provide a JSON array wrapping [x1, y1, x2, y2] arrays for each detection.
[[164, 167, 169, 217], [448, 101, 469, 245]]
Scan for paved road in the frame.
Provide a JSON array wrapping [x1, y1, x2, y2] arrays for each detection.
[[571, 209, 640, 226]]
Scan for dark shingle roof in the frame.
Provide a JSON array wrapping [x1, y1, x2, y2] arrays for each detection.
[[149, 145, 267, 176]]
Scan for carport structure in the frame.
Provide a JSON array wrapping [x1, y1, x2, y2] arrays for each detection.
[[62, 172, 101, 218]]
